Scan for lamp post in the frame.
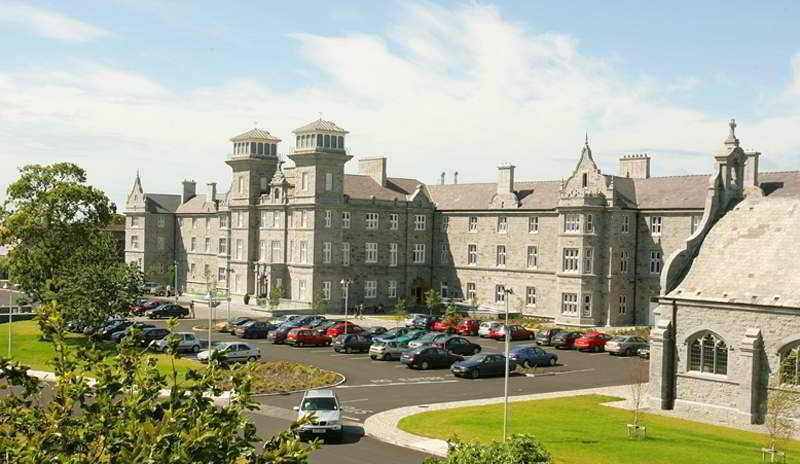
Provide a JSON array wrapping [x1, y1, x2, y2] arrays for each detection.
[[4, 283, 11, 357], [502, 286, 514, 442], [340, 279, 352, 335], [206, 291, 215, 351]]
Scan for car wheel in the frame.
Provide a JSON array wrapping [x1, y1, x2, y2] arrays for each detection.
[[345, 347, 352, 354], [382, 353, 390, 361], [472, 347, 480, 355], [524, 360, 533, 369], [420, 361, 429, 370], [593, 345, 602, 353], [192, 345, 200, 353], [470, 369, 479, 379], [549, 357, 556, 366]]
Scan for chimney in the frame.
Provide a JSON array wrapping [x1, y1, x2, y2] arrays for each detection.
[[358, 157, 387, 187], [206, 182, 217, 203], [497, 164, 515, 194], [182, 180, 196, 203], [618, 154, 651, 179], [453, 171, 458, 185], [744, 151, 760, 188], [440, 172, 445, 185]]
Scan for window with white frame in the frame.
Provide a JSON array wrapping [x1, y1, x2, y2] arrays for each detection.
[[158, 216, 165, 228], [325, 172, 333, 191], [688, 332, 728, 375], [192, 218, 197, 229], [649, 216, 663, 235], [389, 213, 399, 230], [342, 211, 351, 229], [301, 210, 308, 228], [298, 279, 306, 299], [618, 295, 627, 314], [526, 287, 537, 307], [496, 245, 506, 267], [565, 213, 581, 232], [497, 216, 508, 233], [414, 214, 426, 231], [494, 285, 507, 303], [620, 250, 629, 273], [261, 211, 268, 228], [324, 210, 331, 228], [528, 216, 538, 233], [218, 267, 225, 281], [270, 240, 280, 262], [466, 282, 476, 302], [235, 239, 243, 260], [412, 244, 425, 264], [440, 243, 448, 264], [190, 262, 196, 276], [205, 237, 211, 253], [388, 280, 397, 298], [272, 211, 280, 228], [389, 243, 398, 266], [365, 242, 378, 263], [190, 237, 197, 252], [157, 236, 165, 251], [236, 212, 243, 228], [583, 247, 594, 274], [585, 214, 594, 233], [301, 172, 308, 191], [562, 248, 579, 272], [441, 216, 449, 232], [130, 216, 139, 228], [561, 293, 578, 314], [203, 264, 210, 278], [323, 242, 332, 264], [342, 242, 350, 266], [366, 213, 379, 230], [364, 280, 377, 299], [582, 294, 592, 317], [440, 281, 449, 298], [131, 235, 139, 250], [650, 250, 662, 274], [468, 216, 478, 232], [219, 238, 228, 255], [691, 215, 702, 234], [526, 245, 538, 268], [621, 215, 630, 234], [322, 281, 331, 300], [467, 244, 477, 265], [300, 241, 308, 263]]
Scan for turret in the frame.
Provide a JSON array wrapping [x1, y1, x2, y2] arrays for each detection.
[[289, 118, 352, 201]]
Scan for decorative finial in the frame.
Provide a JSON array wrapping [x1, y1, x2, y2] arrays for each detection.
[[136, 169, 140, 180], [585, 131, 589, 146], [729, 118, 736, 137]]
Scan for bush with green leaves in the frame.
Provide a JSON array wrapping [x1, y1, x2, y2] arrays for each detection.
[[423, 434, 551, 464]]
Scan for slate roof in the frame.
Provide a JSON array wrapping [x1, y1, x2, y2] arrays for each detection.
[[230, 128, 280, 142], [427, 181, 561, 211], [144, 194, 181, 214], [343, 175, 422, 201], [293, 119, 348, 134]]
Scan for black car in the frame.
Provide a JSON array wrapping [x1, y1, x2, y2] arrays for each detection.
[[552, 331, 582, 349], [535, 328, 564, 346], [110, 322, 156, 343], [332, 334, 372, 353], [401, 346, 463, 370], [139, 328, 170, 347], [145, 304, 189, 319], [235, 321, 274, 339], [638, 346, 650, 359], [451, 353, 515, 379], [99, 320, 136, 339], [368, 326, 388, 336], [509, 346, 558, 368], [267, 321, 306, 344], [432, 335, 482, 356]]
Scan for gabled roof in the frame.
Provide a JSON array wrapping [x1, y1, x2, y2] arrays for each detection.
[[144, 194, 181, 214], [426, 181, 562, 211], [343, 175, 422, 201], [230, 128, 281, 142], [176, 194, 213, 214], [293, 119, 348, 134]]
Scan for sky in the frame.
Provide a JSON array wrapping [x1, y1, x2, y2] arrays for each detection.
[[1, 0, 799, 209]]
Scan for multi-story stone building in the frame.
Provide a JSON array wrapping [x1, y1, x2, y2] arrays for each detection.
[[125, 119, 799, 327]]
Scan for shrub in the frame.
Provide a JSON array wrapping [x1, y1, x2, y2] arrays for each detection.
[[423, 434, 551, 464]]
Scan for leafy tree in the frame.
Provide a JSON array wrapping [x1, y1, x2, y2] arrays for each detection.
[[443, 303, 460, 324], [0, 302, 318, 463], [392, 298, 409, 327], [312, 291, 329, 315], [424, 289, 443, 317], [423, 434, 551, 464], [269, 286, 283, 310]]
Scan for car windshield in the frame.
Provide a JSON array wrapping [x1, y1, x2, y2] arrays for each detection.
[[372, 340, 386, 347], [302, 397, 337, 411], [466, 354, 488, 362], [418, 333, 438, 342]]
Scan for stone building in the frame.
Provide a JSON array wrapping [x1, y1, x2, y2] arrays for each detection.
[[649, 121, 800, 425], [125, 119, 799, 327]]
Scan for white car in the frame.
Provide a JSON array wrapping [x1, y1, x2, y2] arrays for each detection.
[[197, 342, 260, 363], [478, 321, 502, 338], [294, 389, 343, 441], [150, 332, 202, 353]]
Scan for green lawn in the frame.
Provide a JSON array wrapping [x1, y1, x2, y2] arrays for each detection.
[[398, 394, 800, 464]]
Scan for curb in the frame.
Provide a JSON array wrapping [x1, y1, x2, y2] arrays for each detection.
[[252, 372, 347, 398]]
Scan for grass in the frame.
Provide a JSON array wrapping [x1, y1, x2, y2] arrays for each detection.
[[244, 360, 341, 394], [398, 394, 800, 464]]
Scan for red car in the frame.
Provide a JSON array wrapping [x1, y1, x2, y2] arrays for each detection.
[[286, 328, 332, 347], [456, 319, 480, 336], [432, 319, 459, 333], [487, 324, 533, 341], [325, 322, 364, 337], [131, 300, 162, 316], [574, 332, 612, 352]]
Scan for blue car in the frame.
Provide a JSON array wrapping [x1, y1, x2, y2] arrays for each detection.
[[509, 345, 558, 368], [374, 327, 411, 342]]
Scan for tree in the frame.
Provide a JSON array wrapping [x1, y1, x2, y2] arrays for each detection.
[[312, 291, 329, 315], [423, 434, 551, 464], [0, 302, 318, 463], [269, 286, 283, 310], [443, 303, 460, 324], [762, 356, 799, 461], [393, 298, 409, 327], [424, 289, 443, 317], [626, 357, 649, 439]]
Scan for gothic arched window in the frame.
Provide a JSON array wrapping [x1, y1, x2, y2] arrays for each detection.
[[689, 332, 727, 375], [779, 345, 800, 386]]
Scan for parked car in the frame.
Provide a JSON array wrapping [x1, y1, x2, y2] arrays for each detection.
[[215, 317, 253, 333], [131, 299, 162, 316], [552, 331, 582, 349], [369, 340, 406, 360], [138, 328, 170, 347], [478, 321, 503, 338], [456, 319, 480, 336], [98, 320, 135, 339], [394, 329, 428, 346], [605, 336, 649, 356], [574, 331, 613, 352], [267, 323, 300, 344], [83, 319, 126, 336], [270, 314, 302, 325], [535, 328, 564, 346], [401, 346, 463, 370], [316, 320, 344, 332], [404, 313, 427, 328], [235, 321, 274, 339], [197, 342, 261, 363], [145, 304, 189, 319], [368, 326, 388, 336], [151, 332, 202, 353], [110, 322, 156, 343], [451, 353, 516, 379], [293, 389, 343, 442], [407, 331, 448, 350], [308, 318, 331, 330], [431, 318, 459, 333], [332, 333, 372, 353], [487, 324, 534, 341], [286, 328, 332, 347], [405, 313, 433, 329], [142, 282, 166, 295], [432, 335, 482, 356], [509, 345, 558, 368], [374, 326, 411, 342], [325, 322, 364, 338], [638, 345, 650, 359]]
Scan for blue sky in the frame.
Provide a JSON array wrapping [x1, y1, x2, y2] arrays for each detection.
[[1, 0, 799, 207]]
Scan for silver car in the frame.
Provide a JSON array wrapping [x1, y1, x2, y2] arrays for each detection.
[[369, 340, 405, 360], [478, 321, 502, 338], [197, 342, 261, 363], [605, 336, 649, 356], [150, 332, 202, 353], [404, 313, 427, 328], [294, 389, 343, 441]]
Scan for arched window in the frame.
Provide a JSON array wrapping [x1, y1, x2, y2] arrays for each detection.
[[779, 345, 800, 385], [689, 333, 727, 375]]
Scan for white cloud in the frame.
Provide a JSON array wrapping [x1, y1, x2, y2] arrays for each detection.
[[0, 2, 798, 209], [0, 2, 108, 42]]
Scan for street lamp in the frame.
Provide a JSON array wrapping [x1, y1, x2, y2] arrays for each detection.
[[340, 279, 352, 335], [4, 283, 12, 358], [206, 291, 215, 352], [502, 286, 514, 442]]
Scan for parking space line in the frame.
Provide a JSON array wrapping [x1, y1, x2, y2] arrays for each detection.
[[351, 356, 370, 359], [341, 398, 369, 403], [336, 379, 459, 389], [342, 416, 362, 422]]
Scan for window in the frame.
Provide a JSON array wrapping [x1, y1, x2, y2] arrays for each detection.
[[650, 216, 663, 235], [496, 245, 506, 267], [218, 267, 226, 282], [301, 210, 308, 228], [365, 280, 377, 299], [324, 210, 331, 228], [495, 285, 506, 303], [583, 247, 594, 274], [203, 264, 210, 278], [261, 211, 269, 228], [298, 279, 306, 299], [582, 294, 592, 317], [158, 216, 165, 228], [270, 240, 280, 262], [300, 241, 308, 263], [365, 243, 378, 263], [779, 346, 800, 385], [260, 176, 267, 190], [130, 235, 139, 250], [562, 248, 579, 272], [689, 333, 728, 375], [413, 244, 425, 264], [618, 295, 627, 314], [190, 237, 197, 252], [236, 212, 243, 228], [192, 218, 197, 229], [561, 293, 578, 314], [565, 213, 581, 232], [389, 243, 398, 266], [388, 280, 397, 298], [441, 216, 448, 232], [621, 216, 630, 234], [130, 216, 139, 227], [235, 239, 243, 260], [342, 242, 350, 266], [323, 242, 332, 264], [528, 216, 538, 233], [466, 283, 476, 302], [620, 250, 629, 273], [691, 215, 702, 234], [467, 244, 477, 265], [220, 215, 228, 229], [468, 216, 478, 232], [272, 211, 280, 228], [205, 237, 211, 253], [342, 211, 351, 229], [585, 214, 594, 233], [322, 281, 331, 300], [204, 218, 209, 231], [301, 172, 308, 191], [526, 246, 538, 268], [190, 262, 196, 276], [219, 238, 228, 255], [389, 213, 399, 230], [288, 241, 294, 263], [526, 287, 536, 307], [497, 216, 508, 233], [650, 250, 662, 274], [157, 236, 165, 251], [440, 243, 448, 264], [366, 213, 379, 230], [238, 177, 244, 193], [414, 215, 426, 231], [325, 173, 333, 191]]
